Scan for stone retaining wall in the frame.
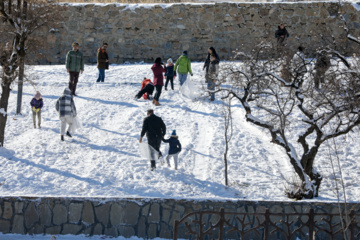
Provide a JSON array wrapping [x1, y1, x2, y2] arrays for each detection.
[[16, 2, 360, 64], [0, 197, 359, 238]]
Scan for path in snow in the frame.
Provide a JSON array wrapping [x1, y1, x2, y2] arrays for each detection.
[[0, 63, 359, 202]]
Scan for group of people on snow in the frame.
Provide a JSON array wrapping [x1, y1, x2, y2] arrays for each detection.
[[135, 48, 220, 105], [28, 23, 333, 171], [275, 23, 331, 88]]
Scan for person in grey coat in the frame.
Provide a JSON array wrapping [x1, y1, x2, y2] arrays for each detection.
[[55, 88, 77, 141]]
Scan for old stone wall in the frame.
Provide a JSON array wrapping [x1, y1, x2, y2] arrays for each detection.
[[23, 2, 360, 64], [0, 197, 359, 238]]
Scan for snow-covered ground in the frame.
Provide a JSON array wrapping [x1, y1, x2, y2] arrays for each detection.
[[0, 63, 359, 202]]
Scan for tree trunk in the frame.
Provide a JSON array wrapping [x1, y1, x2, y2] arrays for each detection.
[[224, 145, 228, 186], [0, 83, 11, 147], [16, 56, 24, 115]]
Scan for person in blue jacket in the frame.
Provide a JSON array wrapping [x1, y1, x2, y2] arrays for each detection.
[[162, 130, 182, 170], [30, 91, 44, 128]]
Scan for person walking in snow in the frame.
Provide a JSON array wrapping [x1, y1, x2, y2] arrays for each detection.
[[162, 130, 182, 170], [174, 50, 193, 86], [65, 42, 84, 96], [203, 47, 220, 83], [291, 46, 307, 81], [207, 54, 220, 101], [55, 88, 77, 141], [139, 109, 166, 171], [96, 42, 109, 83], [314, 51, 330, 89], [151, 57, 166, 106], [30, 91, 43, 129], [275, 23, 289, 48], [164, 58, 176, 91], [135, 77, 154, 100]]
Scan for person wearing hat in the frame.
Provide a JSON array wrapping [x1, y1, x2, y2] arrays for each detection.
[[174, 50, 193, 86], [96, 42, 109, 83], [165, 58, 176, 91], [162, 130, 182, 170], [65, 42, 84, 96], [140, 109, 166, 171], [30, 91, 44, 128], [55, 88, 77, 141]]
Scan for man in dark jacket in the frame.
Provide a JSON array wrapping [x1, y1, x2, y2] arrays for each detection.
[[66, 42, 84, 96], [96, 42, 109, 82], [314, 51, 331, 89], [275, 24, 289, 47], [139, 109, 166, 170]]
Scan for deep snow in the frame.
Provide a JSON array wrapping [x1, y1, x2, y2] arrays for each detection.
[[0, 63, 359, 202]]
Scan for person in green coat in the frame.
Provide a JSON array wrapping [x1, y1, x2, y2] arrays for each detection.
[[174, 51, 193, 86], [65, 42, 84, 96]]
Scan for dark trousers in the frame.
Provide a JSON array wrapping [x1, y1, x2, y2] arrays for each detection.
[[154, 85, 163, 101], [165, 76, 174, 90], [148, 137, 162, 168], [136, 84, 154, 99], [69, 71, 79, 95]]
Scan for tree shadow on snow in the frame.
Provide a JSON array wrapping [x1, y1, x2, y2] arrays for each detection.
[[12, 91, 59, 100], [4, 153, 102, 185], [91, 125, 138, 139], [76, 96, 138, 108], [71, 139, 139, 157]]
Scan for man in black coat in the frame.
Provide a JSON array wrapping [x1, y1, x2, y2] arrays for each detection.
[[139, 109, 166, 170], [275, 24, 289, 47]]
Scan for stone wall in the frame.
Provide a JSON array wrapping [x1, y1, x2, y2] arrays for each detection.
[[22, 2, 360, 64], [0, 197, 359, 238]]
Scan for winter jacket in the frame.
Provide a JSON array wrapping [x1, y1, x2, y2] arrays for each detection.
[[275, 26, 289, 39], [165, 64, 176, 77], [65, 50, 84, 72], [151, 63, 166, 86], [174, 55, 193, 75], [30, 98, 43, 109], [315, 54, 330, 70], [163, 136, 181, 155], [204, 53, 220, 73], [55, 88, 77, 118], [141, 114, 166, 140], [141, 79, 154, 100], [97, 48, 109, 70], [292, 51, 307, 74]]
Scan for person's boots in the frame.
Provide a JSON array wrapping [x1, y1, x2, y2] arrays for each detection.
[[61, 135, 64, 141], [155, 100, 161, 106], [66, 131, 72, 138], [151, 160, 156, 171]]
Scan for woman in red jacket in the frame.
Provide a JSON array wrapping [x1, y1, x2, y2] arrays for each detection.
[[151, 57, 166, 106]]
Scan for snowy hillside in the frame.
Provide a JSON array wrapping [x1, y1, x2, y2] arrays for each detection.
[[0, 63, 359, 202]]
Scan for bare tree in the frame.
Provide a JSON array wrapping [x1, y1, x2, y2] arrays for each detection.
[[0, 0, 60, 115], [0, 0, 60, 146], [222, 96, 233, 186], [0, 41, 19, 146], [220, 42, 360, 199]]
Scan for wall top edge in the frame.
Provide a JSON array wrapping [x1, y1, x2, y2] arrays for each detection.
[[57, 1, 357, 7], [0, 196, 357, 206]]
